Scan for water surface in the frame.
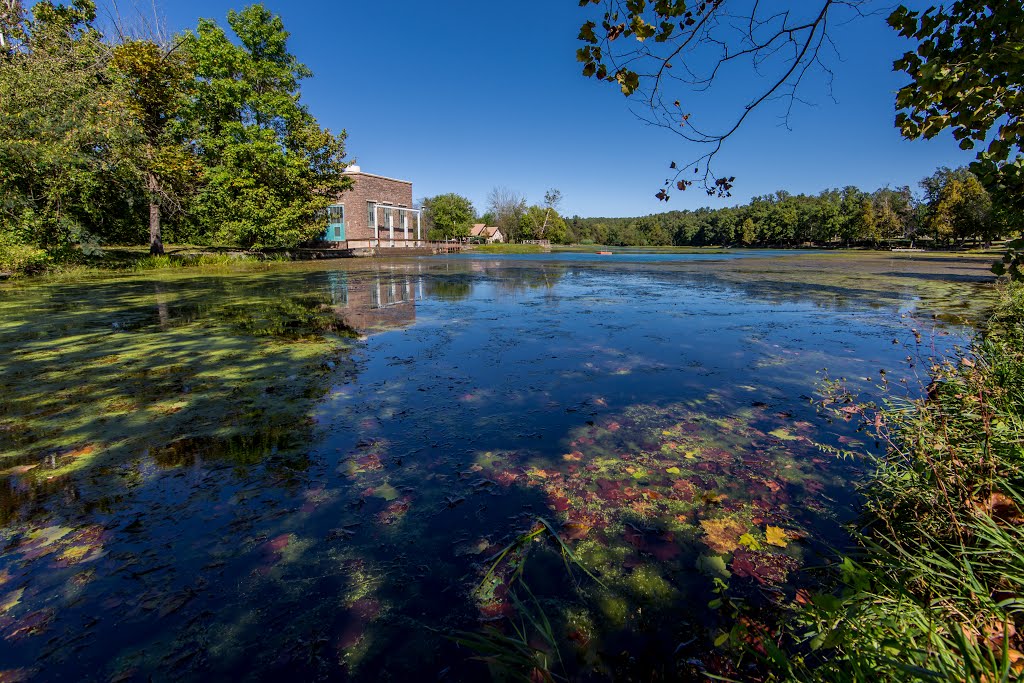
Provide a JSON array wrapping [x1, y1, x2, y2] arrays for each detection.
[[0, 252, 996, 680]]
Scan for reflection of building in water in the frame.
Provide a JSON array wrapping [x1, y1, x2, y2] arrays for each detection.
[[326, 272, 424, 334]]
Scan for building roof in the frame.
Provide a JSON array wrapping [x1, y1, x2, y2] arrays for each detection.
[[471, 224, 502, 238], [342, 166, 412, 185]]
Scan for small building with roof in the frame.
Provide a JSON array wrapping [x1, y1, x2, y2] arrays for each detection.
[[469, 223, 504, 244], [321, 166, 424, 249]]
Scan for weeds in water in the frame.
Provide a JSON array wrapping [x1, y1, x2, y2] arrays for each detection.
[[471, 244, 548, 254], [477, 517, 605, 594], [452, 585, 566, 682], [779, 283, 1024, 681], [454, 518, 604, 681]]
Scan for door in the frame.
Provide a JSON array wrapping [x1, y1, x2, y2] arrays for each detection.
[[326, 204, 345, 241]]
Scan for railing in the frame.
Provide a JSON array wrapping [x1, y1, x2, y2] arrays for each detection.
[[346, 239, 427, 249]]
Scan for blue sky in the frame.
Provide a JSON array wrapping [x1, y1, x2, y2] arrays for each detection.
[[148, 0, 971, 217]]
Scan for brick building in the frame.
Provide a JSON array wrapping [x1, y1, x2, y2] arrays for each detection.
[[322, 166, 423, 248]]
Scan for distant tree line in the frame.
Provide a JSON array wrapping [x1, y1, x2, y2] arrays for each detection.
[[0, 1, 349, 272], [420, 187, 572, 244], [568, 167, 1019, 248]]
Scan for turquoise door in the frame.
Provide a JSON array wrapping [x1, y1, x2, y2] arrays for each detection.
[[325, 204, 345, 242]]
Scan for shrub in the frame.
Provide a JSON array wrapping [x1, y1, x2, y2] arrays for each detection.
[[782, 284, 1024, 681]]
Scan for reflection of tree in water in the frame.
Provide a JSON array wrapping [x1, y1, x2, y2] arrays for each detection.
[[492, 264, 568, 296], [0, 255, 993, 680], [0, 273, 361, 514], [423, 275, 472, 301]]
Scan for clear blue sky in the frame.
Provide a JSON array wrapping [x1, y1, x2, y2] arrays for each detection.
[[148, 0, 970, 218]]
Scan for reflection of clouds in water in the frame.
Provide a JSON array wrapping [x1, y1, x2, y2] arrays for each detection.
[[0, 253, 994, 680]]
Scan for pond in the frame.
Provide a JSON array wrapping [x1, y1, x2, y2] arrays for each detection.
[[0, 251, 997, 680]]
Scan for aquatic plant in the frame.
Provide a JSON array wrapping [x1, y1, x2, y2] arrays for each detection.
[[453, 585, 565, 682], [778, 283, 1024, 680]]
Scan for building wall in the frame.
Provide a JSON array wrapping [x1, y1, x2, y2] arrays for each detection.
[[337, 172, 414, 241]]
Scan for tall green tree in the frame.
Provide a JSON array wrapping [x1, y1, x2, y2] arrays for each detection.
[[422, 193, 475, 241], [110, 39, 198, 254], [0, 0, 126, 260], [856, 197, 879, 244], [921, 167, 992, 246], [182, 4, 349, 248], [520, 205, 570, 244], [738, 217, 756, 245]]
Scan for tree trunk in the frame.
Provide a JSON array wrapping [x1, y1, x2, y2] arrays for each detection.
[[540, 208, 551, 238], [148, 171, 164, 256]]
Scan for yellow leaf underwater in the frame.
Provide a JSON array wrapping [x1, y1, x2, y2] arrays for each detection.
[[738, 533, 761, 550], [701, 518, 747, 554], [765, 525, 788, 548], [769, 428, 800, 441]]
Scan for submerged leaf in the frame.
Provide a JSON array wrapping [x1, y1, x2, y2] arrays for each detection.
[[700, 518, 747, 554], [738, 533, 762, 550], [765, 526, 789, 548], [696, 554, 730, 580], [768, 428, 800, 441]]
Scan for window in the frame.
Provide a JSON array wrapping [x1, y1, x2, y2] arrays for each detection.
[[367, 202, 376, 229]]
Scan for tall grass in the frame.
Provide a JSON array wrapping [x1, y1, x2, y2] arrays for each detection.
[[131, 252, 258, 271], [781, 283, 1024, 680]]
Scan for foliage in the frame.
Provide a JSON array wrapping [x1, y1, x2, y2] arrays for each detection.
[[422, 193, 475, 241], [519, 205, 569, 244], [0, 239, 50, 275], [890, 2, 1024, 225], [181, 5, 350, 249], [0, 2, 349, 271], [508, 189, 571, 244], [781, 284, 1024, 680], [0, 0, 131, 255], [994, 238, 1024, 281], [920, 167, 994, 245], [570, 168, 1004, 248]]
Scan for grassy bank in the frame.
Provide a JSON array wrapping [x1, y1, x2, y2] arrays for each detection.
[[781, 283, 1024, 680], [0, 245, 287, 280]]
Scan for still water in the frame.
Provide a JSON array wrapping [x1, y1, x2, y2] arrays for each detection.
[[0, 252, 995, 680]]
